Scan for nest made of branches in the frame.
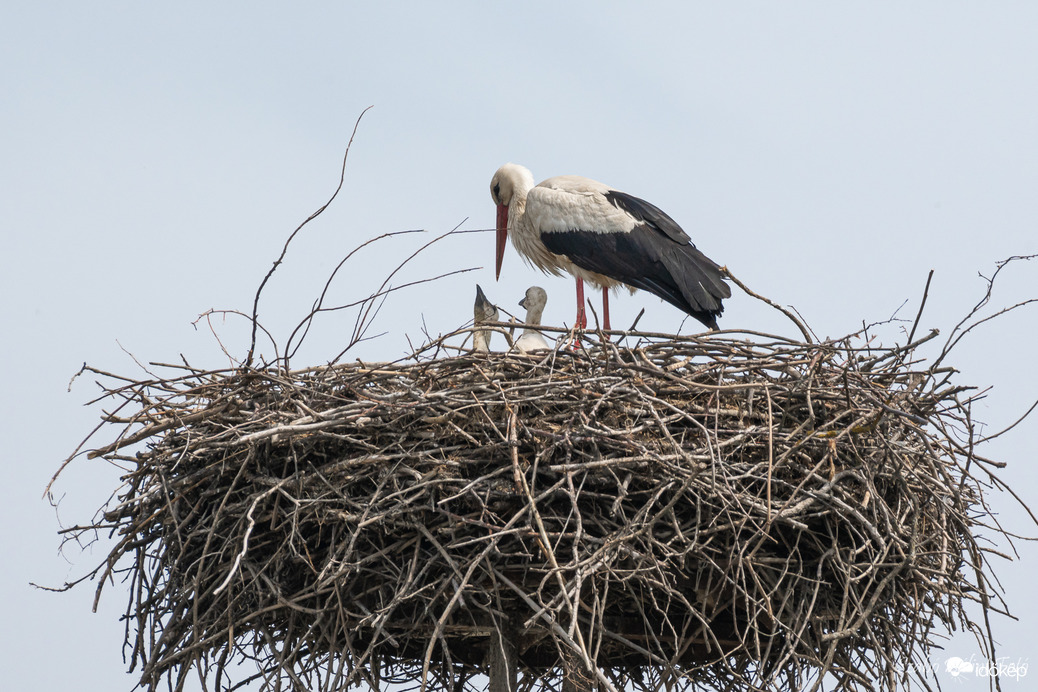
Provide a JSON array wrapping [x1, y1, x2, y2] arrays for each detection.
[[58, 323, 1015, 692]]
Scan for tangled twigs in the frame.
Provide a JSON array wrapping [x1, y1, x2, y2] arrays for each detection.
[[54, 323, 1025, 692], [246, 106, 372, 367]]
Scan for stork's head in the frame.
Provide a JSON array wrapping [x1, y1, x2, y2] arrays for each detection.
[[490, 163, 535, 280], [518, 285, 547, 314], [473, 284, 498, 323]]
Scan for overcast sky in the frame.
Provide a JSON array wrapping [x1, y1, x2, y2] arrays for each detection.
[[3, 4, 1037, 690]]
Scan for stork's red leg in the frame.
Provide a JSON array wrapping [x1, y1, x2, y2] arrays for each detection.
[[602, 288, 611, 332], [575, 279, 587, 330]]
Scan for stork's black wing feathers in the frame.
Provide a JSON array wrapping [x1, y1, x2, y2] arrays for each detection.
[[540, 205, 731, 330], [604, 190, 692, 245]]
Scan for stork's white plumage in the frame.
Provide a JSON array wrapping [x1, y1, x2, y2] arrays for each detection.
[[490, 163, 731, 331], [515, 286, 550, 353]]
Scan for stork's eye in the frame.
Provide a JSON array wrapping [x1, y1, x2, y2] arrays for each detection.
[[493, 183, 501, 203]]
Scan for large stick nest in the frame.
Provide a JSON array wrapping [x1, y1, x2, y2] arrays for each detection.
[[62, 325, 1013, 692]]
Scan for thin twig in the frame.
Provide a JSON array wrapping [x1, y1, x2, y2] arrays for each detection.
[[246, 106, 373, 366]]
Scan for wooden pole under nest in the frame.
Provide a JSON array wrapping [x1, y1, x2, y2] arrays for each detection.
[[488, 618, 517, 692], [562, 648, 594, 692]]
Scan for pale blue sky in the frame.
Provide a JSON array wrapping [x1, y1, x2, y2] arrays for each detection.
[[3, 3, 1037, 690]]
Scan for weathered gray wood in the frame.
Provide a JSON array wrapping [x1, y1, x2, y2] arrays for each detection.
[[488, 621, 517, 692], [561, 648, 593, 692]]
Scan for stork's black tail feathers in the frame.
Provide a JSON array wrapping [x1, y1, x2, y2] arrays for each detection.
[[627, 243, 730, 330]]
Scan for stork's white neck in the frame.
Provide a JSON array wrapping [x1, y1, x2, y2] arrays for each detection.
[[505, 166, 534, 219], [523, 302, 544, 328], [473, 330, 492, 352]]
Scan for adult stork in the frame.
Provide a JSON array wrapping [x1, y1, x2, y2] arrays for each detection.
[[490, 163, 731, 331]]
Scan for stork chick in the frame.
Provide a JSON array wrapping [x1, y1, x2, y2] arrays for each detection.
[[515, 286, 550, 353], [473, 284, 499, 353]]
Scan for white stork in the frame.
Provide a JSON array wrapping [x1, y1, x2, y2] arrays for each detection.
[[515, 286, 550, 353], [472, 284, 498, 353], [490, 163, 731, 331]]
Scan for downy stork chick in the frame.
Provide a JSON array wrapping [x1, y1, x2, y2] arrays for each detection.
[[473, 284, 498, 353], [515, 286, 550, 353]]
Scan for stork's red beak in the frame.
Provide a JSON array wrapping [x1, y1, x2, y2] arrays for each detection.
[[495, 204, 508, 280]]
